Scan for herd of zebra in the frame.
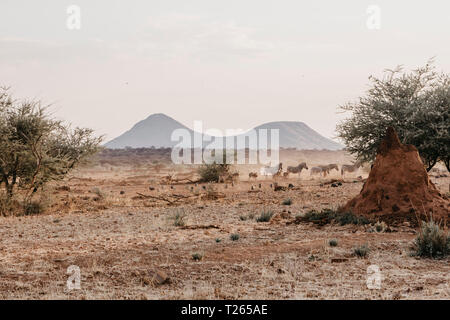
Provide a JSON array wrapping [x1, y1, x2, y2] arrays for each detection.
[[249, 161, 363, 179]]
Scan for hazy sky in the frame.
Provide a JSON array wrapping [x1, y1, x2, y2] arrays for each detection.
[[1, 0, 449, 142]]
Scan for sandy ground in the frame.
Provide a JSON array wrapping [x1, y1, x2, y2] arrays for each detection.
[[0, 150, 449, 300]]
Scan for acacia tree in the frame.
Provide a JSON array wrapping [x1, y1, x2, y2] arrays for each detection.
[[0, 87, 103, 205], [336, 61, 450, 171]]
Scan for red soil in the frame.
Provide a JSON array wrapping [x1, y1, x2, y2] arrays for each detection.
[[341, 127, 449, 223]]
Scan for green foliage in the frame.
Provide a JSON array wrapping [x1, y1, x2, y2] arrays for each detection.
[[413, 218, 449, 258], [197, 162, 230, 183], [336, 61, 450, 171], [256, 210, 274, 222], [0, 87, 102, 214]]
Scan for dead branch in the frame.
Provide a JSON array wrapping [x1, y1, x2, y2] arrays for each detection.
[[180, 224, 220, 230]]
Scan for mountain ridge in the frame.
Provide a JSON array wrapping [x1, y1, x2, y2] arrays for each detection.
[[104, 113, 343, 150]]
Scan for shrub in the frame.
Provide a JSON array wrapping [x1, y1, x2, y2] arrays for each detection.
[[91, 187, 106, 200], [299, 209, 370, 226], [282, 198, 292, 206], [328, 239, 338, 247], [170, 209, 186, 227], [353, 244, 370, 258], [334, 212, 370, 226], [374, 221, 388, 233], [197, 162, 230, 183], [215, 238, 222, 243], [299, 209, 336, 225], [230, 234, 240, 241], [412, 218, 449, 258], [23, 198, 49, 216], [256, 210, 273, 222], [0, 87, 102, 212], [192, 253, 202, 261]]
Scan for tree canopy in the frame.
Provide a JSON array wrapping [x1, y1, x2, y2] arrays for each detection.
[[0, 87, 103, 207], [336, 61, 450, 171]]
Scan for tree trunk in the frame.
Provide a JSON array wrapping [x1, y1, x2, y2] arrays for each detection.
[[425, 158, 437, 172]]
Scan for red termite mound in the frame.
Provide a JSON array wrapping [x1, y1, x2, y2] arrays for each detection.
[[341, 127, 449, 223]]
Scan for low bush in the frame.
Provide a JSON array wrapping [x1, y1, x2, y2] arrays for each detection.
[[230, 234, 240, 241], [298, 209, 370, 226], [328, 239, 338, 247], [353, 244, 370, 258], [192, 253, 202, 261], [197, 162, 230, 183], [170, 209, 186, 227], [412, 218, 449, 258], [256, 210, 274, 222]]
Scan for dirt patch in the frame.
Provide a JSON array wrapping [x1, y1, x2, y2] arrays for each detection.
[[342, 127, 450, 223]]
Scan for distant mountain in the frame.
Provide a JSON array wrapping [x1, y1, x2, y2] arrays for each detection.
[[105, 113, 193, 149], [250, 121, 343, 150], [104, 113, 343, 150]]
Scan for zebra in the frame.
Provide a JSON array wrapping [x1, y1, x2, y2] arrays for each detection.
[[310, 166, 327, 177], [286, 162, 308, 177], [318, 164, 339, 177], [260, 163, 283, 178], [341, 161, 362, 177]]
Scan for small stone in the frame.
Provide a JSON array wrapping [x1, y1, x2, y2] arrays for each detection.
[[148, 270, 169, 286]]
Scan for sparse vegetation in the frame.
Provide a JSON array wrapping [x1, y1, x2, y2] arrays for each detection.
[[256, 210, 274, 222], [215, 238, 221, 243], [230, 233, 240, 241], [353, 244, 370, 258], [335, 212, 370, 226], [374, 221, 388, 233], [298, 209, 370, 226], [412, 218, 449, 258], [22, 194, 51, 216], [282, 198, 292, 205], [192, 253, 202, 261], [328, 239, 338, 247], [239, 215, 248, 221], [197, 162, 230, 183], [91, 187, 106, 200], [170, 209, 186, 227]]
